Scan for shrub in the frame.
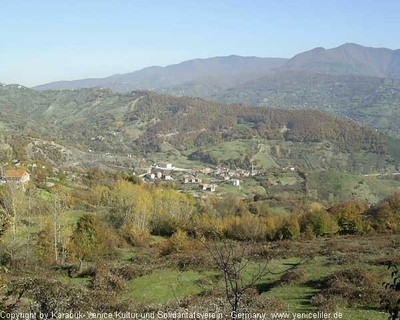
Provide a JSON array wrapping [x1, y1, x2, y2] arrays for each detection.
[[311, 267, 383, 311], [279, 269, 305, 286], [111, 264, 153, 280], [158, 229, 201, 256], [166, 251, 214, 271]]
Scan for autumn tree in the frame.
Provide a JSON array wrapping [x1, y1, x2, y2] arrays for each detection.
[[151, 188, 194, 236], [51, 189, 73, 264], [107, 180, 154, 245], [0, 184, 27, 262], [299, 209, 338, 237], [329, 201, 368, 234], [369, 192, 400, 232]]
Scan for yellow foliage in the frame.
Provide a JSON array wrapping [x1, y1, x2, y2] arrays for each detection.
[[159, 229, 201, 256]]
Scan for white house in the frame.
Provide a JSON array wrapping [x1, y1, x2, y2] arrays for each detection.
[[159, 163, 173, 169], [230, 179, 240, 187]]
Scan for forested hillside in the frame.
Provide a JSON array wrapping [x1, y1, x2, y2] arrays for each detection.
[[206, 72, 400, 138], [0, 85, 388, 157]]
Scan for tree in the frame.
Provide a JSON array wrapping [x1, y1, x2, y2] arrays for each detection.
[[0, 184, 26, 261], [299, 209, 338, 237], [51, 190, 72, 264], [329, 201, 368, 234], [68, 214, 106, 272], [200, 237, 308, 318], [108, 180, 153, 239], [369, 192, 400, 232]]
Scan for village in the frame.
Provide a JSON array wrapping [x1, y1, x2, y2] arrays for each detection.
[[141, 161, 297, 193], [0, 154, 298, 198]]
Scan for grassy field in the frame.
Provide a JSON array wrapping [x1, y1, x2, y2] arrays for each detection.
[[124, 269, 216, 304], [96, 235, 395, 319], [308, 170, 400, 204], [2, 206, 396, 319]]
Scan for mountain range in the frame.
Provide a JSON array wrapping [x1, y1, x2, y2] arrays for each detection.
[[34, 56, 287, 92], [34, 43, 400, 92]]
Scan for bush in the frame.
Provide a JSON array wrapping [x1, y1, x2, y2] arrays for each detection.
[[158, 229, 201, 256], [311, 267, 383, 311], [111, 264, 153, 280], [166, 251, 215, 271], [279, 269, 305, 285]]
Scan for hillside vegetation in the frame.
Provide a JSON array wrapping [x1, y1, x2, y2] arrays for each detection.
[[0, 86, 392, 161], [2, 85, 400, 205], [29, 44, 400, 139]]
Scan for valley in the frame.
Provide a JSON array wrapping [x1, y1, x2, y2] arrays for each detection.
[[2, 43, 400, 319]]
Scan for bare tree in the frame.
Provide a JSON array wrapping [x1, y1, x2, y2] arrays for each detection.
[[51, 190, 70, 264], [200, 237, 308, 318], [0, 183, 26, 261]]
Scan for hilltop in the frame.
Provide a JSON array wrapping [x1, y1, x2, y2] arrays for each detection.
[[282, 43, 400, 78]]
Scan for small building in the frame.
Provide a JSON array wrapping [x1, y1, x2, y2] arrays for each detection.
[[193, 177, 202, 184], [230, 179, 240, 187], [159, 163, 173, 170], [182, 176, 189, 184], [183, 176, 202, 184], [199, 183, 208, 190], [2, 169, 30, 184], [206, 184, 217, 192], [163, 173, 172, 181]]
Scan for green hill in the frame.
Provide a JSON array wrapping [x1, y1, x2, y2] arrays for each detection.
[[0, 85, 396, 172]]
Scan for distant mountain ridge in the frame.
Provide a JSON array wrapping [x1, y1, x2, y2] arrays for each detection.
[[33, 43, 400, 92], [34, 55, 287, 91]]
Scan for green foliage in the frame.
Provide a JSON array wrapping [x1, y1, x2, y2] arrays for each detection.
[[35, 221, 54, 265], [68, 214, 108, 262], [299, 209, 338, 237], [381, 264, 400, 320]]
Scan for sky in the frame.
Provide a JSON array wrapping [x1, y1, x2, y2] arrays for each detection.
[[1, 0, 400, 87]]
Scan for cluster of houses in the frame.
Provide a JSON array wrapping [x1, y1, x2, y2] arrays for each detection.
[[181, 175, 218, 192], [146, 171, 172, 181], [182, 176, 202, 184], [142, 162, 245, 193], [198, 183, 218, 192], [200, 166, 257, 179]]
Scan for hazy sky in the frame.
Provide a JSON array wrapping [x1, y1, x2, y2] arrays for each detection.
[[1, 0, 400, 86]]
